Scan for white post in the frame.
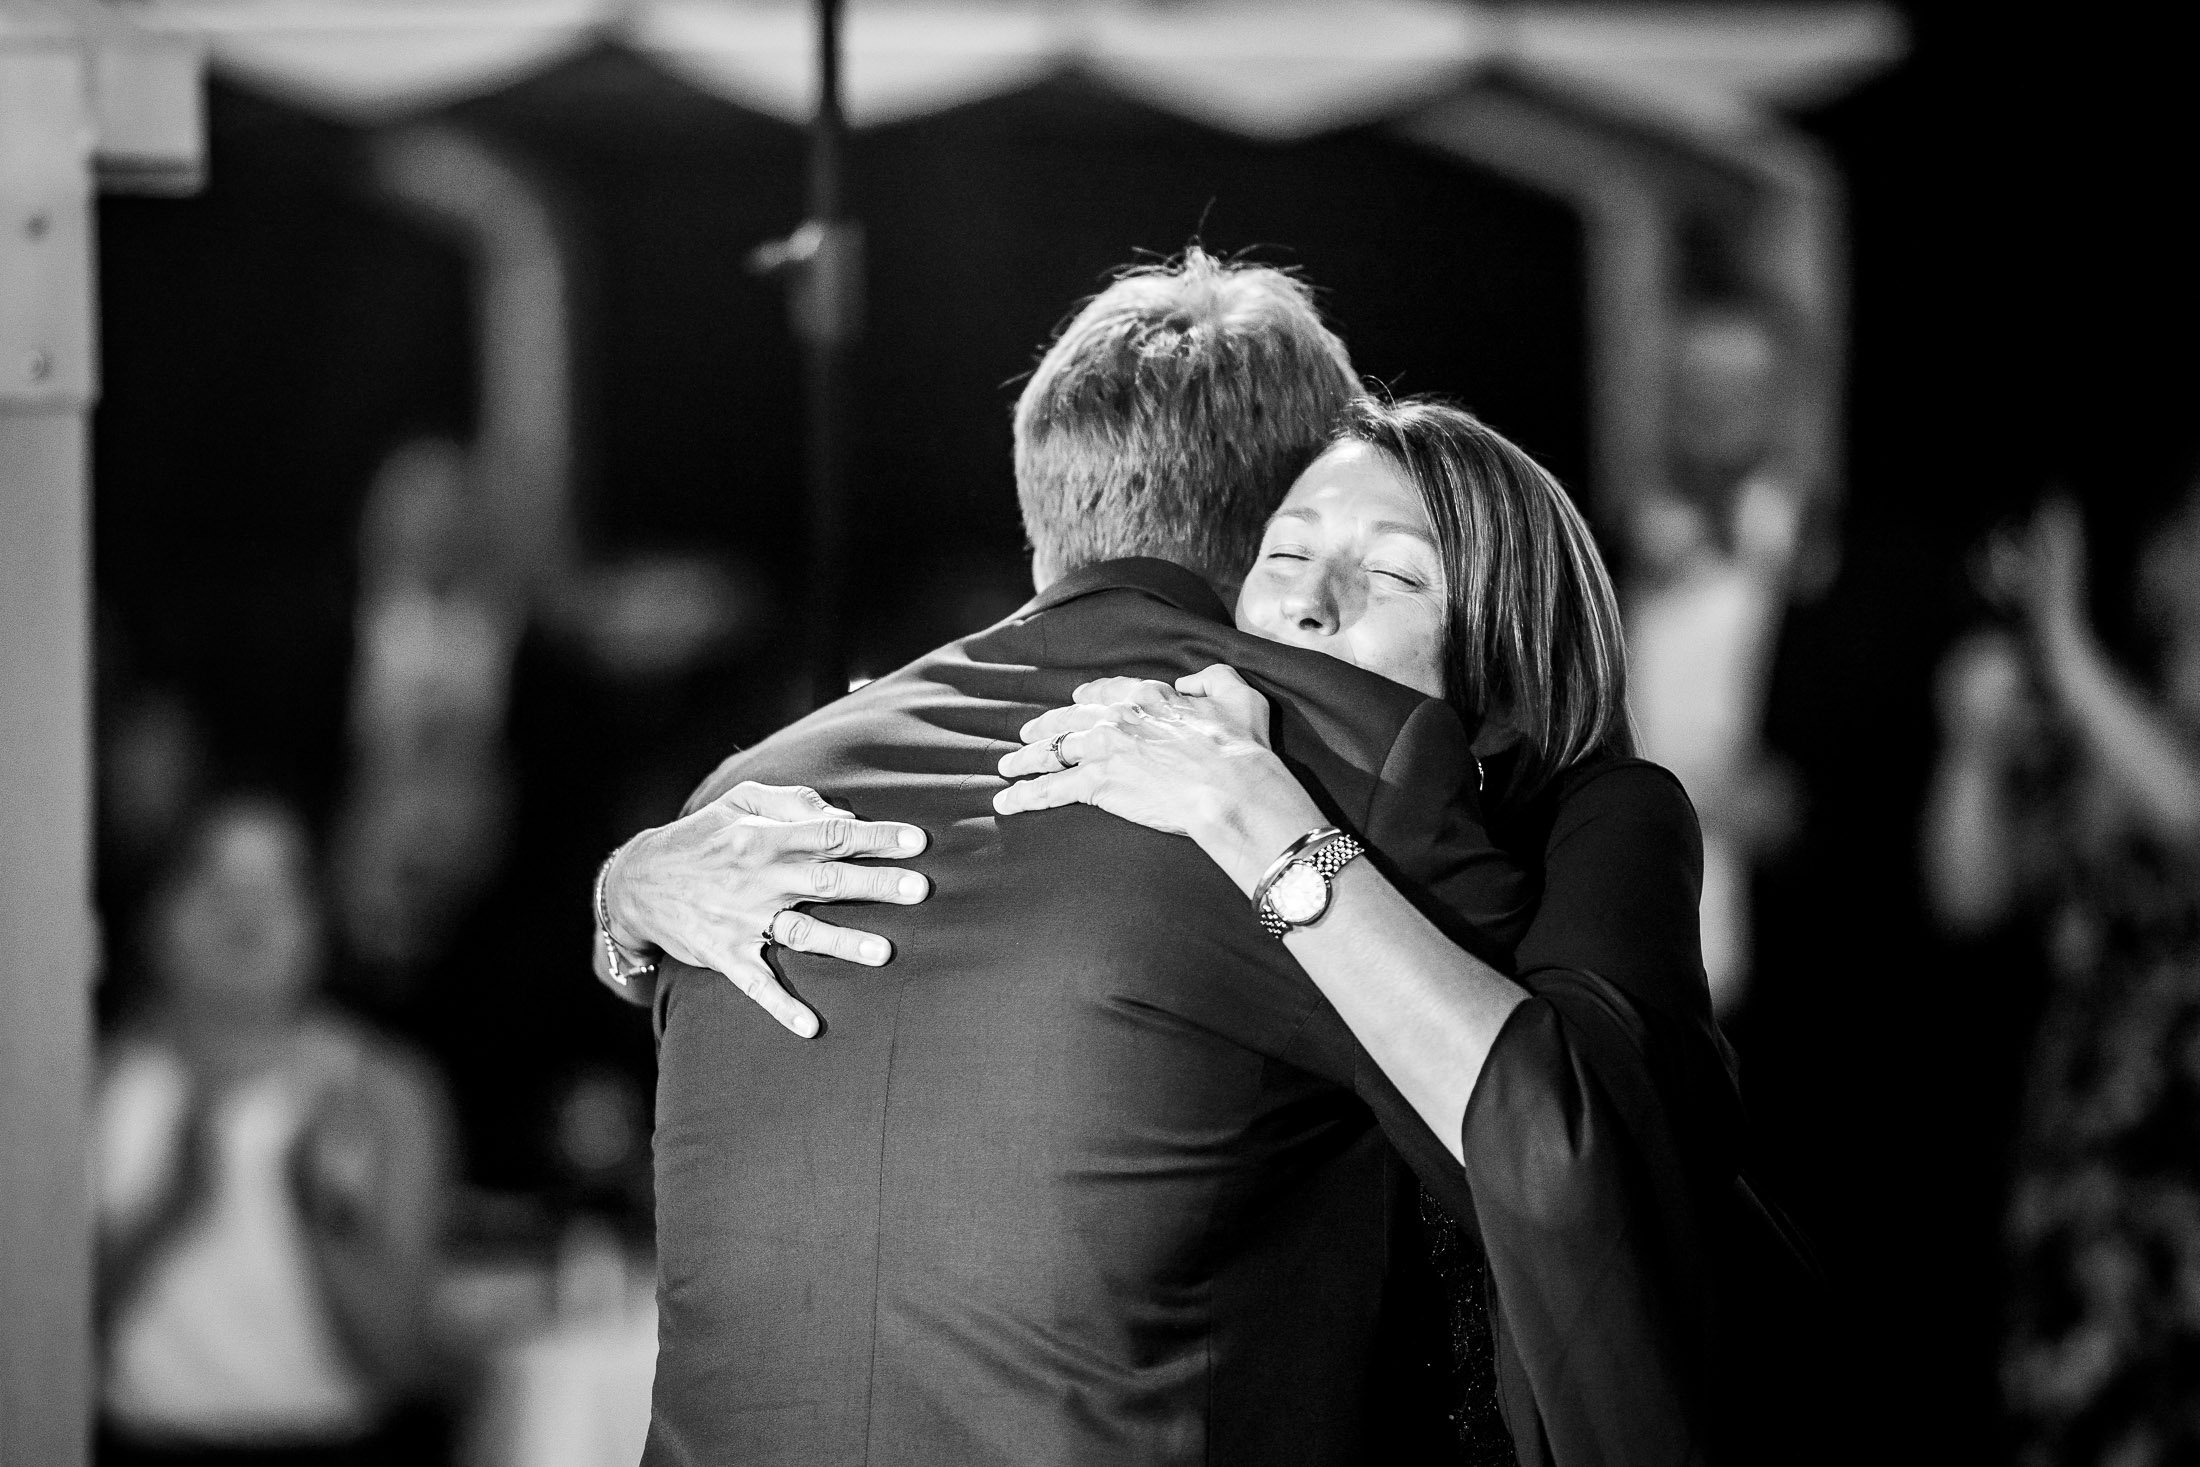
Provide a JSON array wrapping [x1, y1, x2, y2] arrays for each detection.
[[2, 3, 199, 1457], [0, 13, 98, 1463]]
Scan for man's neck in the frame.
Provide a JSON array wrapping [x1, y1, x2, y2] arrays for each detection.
[[1031, 554, 1238, 607]]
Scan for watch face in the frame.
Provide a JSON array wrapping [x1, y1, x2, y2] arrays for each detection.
[[1268, 861, 1329, 924]]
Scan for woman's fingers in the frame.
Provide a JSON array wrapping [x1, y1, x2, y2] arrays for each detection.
[[1015, 689, 1181, 751], [999, 721, 1132, 778], [1175, 664, 1272, 746], [1071, 676, 1178, 708], [998, 733, 1068, 778], [992, 765, 1103, 815], [1000, 723, 1083, 777], [1174, 663, 1247, 698], [768, 908, 894, 968], [1016, 702, 1116, 746]]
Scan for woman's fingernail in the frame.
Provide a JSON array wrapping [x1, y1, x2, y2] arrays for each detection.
[[860, 937, 890, 964], [898, 827, 925, 851], [898, 873, 927, 899]]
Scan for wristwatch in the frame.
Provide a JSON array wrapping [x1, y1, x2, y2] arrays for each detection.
[[1252, 827, 1367, 939]]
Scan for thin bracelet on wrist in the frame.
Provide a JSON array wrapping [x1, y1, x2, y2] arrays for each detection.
[[594, 838, 659, 988]]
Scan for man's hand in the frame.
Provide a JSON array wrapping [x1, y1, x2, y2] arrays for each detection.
[[606, 782, 929, 1038]]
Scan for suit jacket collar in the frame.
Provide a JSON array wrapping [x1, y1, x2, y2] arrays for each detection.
[[1019, 558, 1232, 627]]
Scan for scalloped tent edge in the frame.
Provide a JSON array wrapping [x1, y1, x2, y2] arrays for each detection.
[[133, 0, 1906, 140]]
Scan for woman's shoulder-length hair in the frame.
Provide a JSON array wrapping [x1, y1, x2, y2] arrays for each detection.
[[1333, 394, 1634, 798]]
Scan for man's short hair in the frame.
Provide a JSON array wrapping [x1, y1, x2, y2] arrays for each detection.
[[1013, 249, 1359, 586]]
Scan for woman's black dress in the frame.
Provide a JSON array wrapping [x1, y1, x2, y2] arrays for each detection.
[[1413, 751, 1825, 1467]]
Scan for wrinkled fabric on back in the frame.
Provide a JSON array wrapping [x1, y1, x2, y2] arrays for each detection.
[[644, 559, 1529, 1467]]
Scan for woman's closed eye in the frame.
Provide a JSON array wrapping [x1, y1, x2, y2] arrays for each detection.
[[1365, 560, 1434, 590]]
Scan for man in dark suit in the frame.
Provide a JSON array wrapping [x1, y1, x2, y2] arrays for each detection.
[[600, 252, 1528, 1466]]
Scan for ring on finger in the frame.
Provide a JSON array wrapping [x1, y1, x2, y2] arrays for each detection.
[[1050, 731, 1077, 769], [761, 909, 789, 948]]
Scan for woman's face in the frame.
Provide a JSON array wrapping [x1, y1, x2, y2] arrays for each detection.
[[1234, 441, 1448, 699], [155, 808, 320, 1009]]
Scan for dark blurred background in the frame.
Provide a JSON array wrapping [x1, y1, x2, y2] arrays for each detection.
[[78, 2, 2200, 1461]]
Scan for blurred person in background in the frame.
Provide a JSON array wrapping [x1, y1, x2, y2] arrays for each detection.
[[1923, 482, 2200, 1466], [458, 1066, 661, 1467], [333, 437, 518, 996], [1624, 302, 1809, 1014], [94, 795, 458, 1467], [419, 547, 767, 1195], [95, 682, 216, 1027], [100, 686, 214, 913]]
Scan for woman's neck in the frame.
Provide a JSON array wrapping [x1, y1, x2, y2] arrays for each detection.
[[163, 993, 305, 1081]]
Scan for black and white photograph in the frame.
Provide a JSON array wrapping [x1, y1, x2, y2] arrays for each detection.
[[2, 2, 2194, 1464]]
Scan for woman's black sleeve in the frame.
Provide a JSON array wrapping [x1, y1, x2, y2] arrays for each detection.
[[1458, 760, 1750, 1466], [1510, 760, 1710, 1019]]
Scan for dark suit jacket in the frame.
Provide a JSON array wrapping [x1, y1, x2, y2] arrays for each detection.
[[642, 559, 1531, 1467]]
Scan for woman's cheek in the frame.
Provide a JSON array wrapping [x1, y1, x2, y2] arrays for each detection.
[[1372, 603, 1447, 699], [1233, 582, 1278, 637]]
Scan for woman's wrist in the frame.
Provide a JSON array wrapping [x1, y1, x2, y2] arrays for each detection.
[[1187, 756, 1333, 895]]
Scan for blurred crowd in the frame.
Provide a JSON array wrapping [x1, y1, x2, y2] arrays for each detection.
[[71, 282, 1890, 1463], [85, 411, 2200, 1467], [90, 782, 663, 1467], [75, 120, 2200, 1457], [87, 435, 746, 1467], [94, 796, 456, 1466], [1924, 480, 2200, 1465]]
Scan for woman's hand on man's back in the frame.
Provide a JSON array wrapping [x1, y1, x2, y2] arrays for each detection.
[[995, 666, 1327, 892]]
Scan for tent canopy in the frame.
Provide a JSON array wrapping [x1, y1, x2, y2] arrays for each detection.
[[141, 0, 1905, 139]]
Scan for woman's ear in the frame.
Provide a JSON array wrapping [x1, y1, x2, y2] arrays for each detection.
[[1467, 703, 1525, 759]]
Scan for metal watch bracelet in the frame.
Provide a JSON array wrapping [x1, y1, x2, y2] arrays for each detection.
[[1251, 826, 1366, 940]]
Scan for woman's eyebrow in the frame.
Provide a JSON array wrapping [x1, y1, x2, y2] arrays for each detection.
[[1267, 508, 1435, 546], [1369, 519, 1438, 545]]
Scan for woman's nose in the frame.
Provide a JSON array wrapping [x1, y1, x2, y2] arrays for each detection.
[[1281, 575, 1341, 634]]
